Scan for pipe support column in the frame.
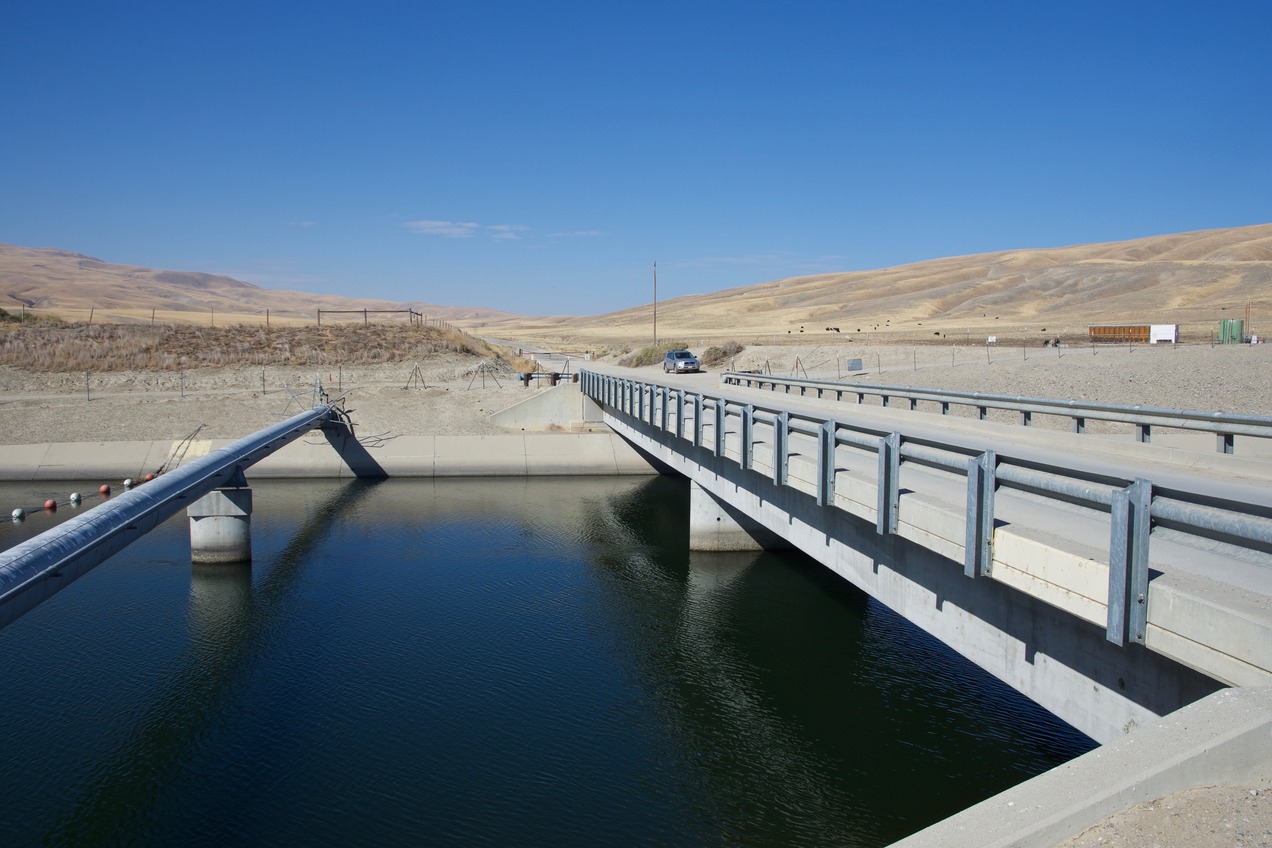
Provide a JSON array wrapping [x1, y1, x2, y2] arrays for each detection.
[[189, 487, 253, 564]]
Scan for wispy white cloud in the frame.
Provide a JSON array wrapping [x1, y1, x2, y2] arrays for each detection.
[[488, 224, 531, 240], [404, 220, 534, 240], [404, 219, 482, 238], [547, 230, 604, 238]]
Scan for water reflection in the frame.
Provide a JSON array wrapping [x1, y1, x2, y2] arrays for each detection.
[[39, 479, 382, 845], [0, 476, 1092, 848]]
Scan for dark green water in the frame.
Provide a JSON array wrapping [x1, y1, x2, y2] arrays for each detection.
[[0, 476, 1093, 846]]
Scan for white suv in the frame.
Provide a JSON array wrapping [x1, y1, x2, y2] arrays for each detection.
[[662, 350, 700, 373]]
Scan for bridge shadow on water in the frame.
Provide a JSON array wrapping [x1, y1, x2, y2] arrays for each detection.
[[39, 478, 385, 846], [578, 474, 1098, 846]]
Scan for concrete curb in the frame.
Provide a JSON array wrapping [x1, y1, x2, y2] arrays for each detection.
[[0, 432, 659, 481], [891, 686, 1272, 847]]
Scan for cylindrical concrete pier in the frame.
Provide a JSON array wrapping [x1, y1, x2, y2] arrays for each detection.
[[188, 488, 253, 563]]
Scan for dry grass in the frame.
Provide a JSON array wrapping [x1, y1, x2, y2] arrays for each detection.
[[0, 321, 505, 372]]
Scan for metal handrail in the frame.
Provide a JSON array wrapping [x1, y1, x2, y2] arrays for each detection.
[[580, 369, 1272, 647], [720, 371, 1272, 453]]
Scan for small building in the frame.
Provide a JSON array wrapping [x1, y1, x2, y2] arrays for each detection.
[[1088, 324, 1178, 344], [1088, 325, 1149, 344]]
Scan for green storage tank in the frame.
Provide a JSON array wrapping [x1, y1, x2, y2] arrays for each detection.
[[1220, 318, 1245, 344]]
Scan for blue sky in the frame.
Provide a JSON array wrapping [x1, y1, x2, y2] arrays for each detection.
[[2, 1, 1269, 316]]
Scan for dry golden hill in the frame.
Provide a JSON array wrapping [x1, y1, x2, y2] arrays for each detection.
[[472, 224, 1272, 348], [5, 224, 1269, 348], [0, 244, 518, 326]]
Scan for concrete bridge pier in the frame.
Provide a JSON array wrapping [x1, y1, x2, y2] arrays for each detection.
[[689, 480, 792, 552], [188, 487, 253, 564]]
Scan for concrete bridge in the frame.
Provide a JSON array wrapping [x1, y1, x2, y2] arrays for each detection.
[[579, 365, 1272, 746]]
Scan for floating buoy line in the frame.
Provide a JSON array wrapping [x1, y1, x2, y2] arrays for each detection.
[[10, 472, 159, 523]]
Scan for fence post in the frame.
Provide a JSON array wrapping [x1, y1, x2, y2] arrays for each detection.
[[741, 404, 754, 470]]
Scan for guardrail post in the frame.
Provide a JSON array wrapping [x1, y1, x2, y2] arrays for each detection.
[[741, 405, 754, 470], [1073, 416, 1086, 434], [817, 420, 837, 506], [964, 450, 996, 577], [978, 405, 988, 421], [1218, 433, 1234, 454], [1020, 410, 1032, 426], [1107, 478, 1151, 646], [676, 390, 686, 439], [1137, 424, 1151, 444], [693, 395, 704, 447], [877, 432, 900, 534], [714, 399, 726, 456], [773, 411, 789, 486], [660, 386, 670, 429]]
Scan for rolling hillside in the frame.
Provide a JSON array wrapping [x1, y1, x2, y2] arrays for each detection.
[[471, 224, 1272, 345], [4, 224, 1269, 346], [0, 244, 518, 325]]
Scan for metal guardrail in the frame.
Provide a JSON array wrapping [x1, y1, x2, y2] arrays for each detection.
[[0, 405, 337, 630], [581, 370, 1272, 647], [719, 371, 1272, 454]]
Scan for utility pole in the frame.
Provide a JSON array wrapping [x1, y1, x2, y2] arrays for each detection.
[[653, 261, 658, 345]]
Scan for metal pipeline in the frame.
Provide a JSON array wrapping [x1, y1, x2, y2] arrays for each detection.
[[0, 405, 336, 630]]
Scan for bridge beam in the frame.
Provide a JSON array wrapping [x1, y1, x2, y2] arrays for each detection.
[[689, 480, 791, 552]]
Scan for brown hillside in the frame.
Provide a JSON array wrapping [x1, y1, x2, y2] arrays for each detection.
[[0, 244, 519, 325], [5, 225, 1269, 347], [469, 224, 1272, 347]]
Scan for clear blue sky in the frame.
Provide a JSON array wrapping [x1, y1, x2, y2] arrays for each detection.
[[3, 1, 1269, 315]]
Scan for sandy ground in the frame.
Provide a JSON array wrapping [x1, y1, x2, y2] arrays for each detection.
[[1, 340, 1266, 445], [1, 341, 1269, 845]]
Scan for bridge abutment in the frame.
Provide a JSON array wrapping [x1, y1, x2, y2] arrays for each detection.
[[188, 487, 253, 564]]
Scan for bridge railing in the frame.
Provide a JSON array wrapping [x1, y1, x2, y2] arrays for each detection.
[[582, 370, 1272, 651], [719, 371, 1272, 454]]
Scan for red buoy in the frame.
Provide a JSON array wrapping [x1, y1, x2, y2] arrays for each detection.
[[43, 499, 57, 511], [99, 484, 111, 496], [143, 473, 156, 482]]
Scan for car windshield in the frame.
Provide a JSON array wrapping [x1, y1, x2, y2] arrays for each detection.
[[673, 351, 693, 359]]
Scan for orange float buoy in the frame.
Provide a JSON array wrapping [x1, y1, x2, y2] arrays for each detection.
[[99, 484, 111, 496], [44, 499, 57, 511], [143, 473, 156, 481]]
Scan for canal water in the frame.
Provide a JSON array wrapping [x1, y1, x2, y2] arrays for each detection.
[[0, 476, 1094, 846]]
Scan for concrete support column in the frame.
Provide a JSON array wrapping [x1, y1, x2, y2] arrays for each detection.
[[188, 487, 253, 564], [689, 480, 791, 552]]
